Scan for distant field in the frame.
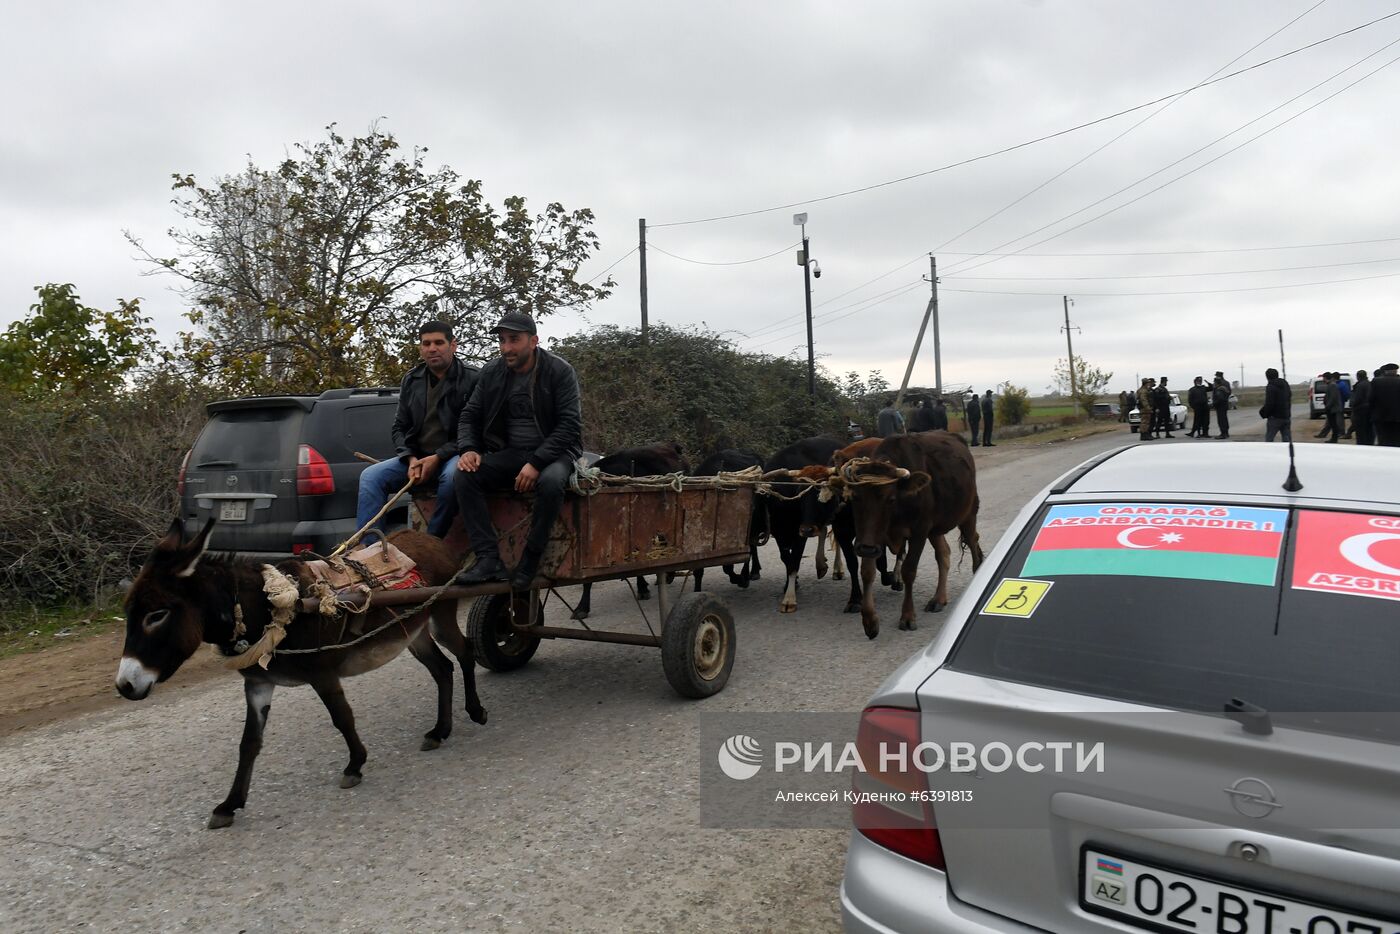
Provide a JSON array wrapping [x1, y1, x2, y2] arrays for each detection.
[[1029, 402, 1077, 417]]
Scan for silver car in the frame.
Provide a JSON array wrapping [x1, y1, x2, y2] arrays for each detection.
[[842, 442, 1400, 932]]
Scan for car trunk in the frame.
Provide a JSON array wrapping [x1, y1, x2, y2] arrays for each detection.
[[918, 672, 1400, 931], [182, 399, 309, 552]]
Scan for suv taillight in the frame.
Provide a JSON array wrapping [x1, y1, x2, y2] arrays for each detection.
[[852, 706, 946, 870], [297, 444, 334, 496], [176, 448, 191, 496]]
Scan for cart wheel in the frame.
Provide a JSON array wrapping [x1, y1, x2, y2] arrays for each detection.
[[466, 592, 541, 672], [661, 592, 735, 698]]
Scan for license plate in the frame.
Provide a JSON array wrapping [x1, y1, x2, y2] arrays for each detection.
[[1082, 849, 1398, 934], [218, 500, 248, 522]]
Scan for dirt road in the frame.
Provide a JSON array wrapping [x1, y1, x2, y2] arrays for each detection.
[[0, 424, 1274, 932]]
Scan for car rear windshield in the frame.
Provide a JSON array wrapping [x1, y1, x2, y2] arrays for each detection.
[[191, 408, 299, 469], [947, 502, 1400, 728]]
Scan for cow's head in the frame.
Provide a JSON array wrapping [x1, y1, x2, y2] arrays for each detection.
[[832, 449, 931, 556], [116, 518, 216, 700]]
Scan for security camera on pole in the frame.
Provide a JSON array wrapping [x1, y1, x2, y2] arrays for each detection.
[[795, 212, 820, 398]]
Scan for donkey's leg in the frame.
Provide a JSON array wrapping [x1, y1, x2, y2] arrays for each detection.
[[210, 676, 275, 829], [408, 626, 456, 750], [429, 602, 487, 727], [310, 677, 369, 788], [636, 575, 651, 599]]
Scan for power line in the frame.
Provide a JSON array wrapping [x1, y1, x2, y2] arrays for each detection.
[[928, 0, 1329, 259], [941, 33, 1400, 277], [649, 9, 1400, 229], [646, 240, 800, 266], [944, 255, 1400, 281], [583, 247, 637, 285], [747, 280, 927, 350], [934, 236, 1400, 257], [942, 269, 1400, 297], [740, 278, 924, 341]]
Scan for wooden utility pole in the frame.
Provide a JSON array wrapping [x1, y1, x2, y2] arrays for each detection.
[[638, 218, 649, 345], [894, 256, 940, 407]]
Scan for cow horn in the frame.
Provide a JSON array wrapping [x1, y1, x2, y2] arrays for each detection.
[[894, 467, 911, 479]]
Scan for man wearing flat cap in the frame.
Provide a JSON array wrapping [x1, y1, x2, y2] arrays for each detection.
[[452, 311, 583, 588]]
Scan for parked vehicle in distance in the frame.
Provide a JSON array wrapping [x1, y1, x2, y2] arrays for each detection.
[[1091, 402, 1120, 419], [1308, 372, 1353, 419], [178, 388, 401, 558], [1126, 392, 1186, 432], [841, 442, 1400, 933]]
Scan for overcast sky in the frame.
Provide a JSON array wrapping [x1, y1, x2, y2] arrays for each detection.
[[4, 0, 1398, 394]]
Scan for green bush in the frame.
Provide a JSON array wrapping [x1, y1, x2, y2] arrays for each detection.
[[550, 324, 848, 458], [996, 381, 1031, 425]]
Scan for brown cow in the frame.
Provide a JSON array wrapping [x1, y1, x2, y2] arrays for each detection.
[[835, 430, 984, 638], [832, 438, 904, 590]]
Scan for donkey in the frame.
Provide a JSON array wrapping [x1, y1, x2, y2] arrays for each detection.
[[116, 519, 487, 829]]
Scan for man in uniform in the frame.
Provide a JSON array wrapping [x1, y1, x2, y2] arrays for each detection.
[[1136, 378, 1155, 440], [356, 320, 479, 538], [1212, 372, 1231, 439], [452, 311, 583, 589], [1320, 372, 1345, 443], [965, 389, 981, 446], [1152, 376, 1174, 438]]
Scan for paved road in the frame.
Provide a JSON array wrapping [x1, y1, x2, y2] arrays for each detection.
[[0, 419, 1278, 933]]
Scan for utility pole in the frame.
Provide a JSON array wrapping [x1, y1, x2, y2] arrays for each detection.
[[1061, 295, 1079, 411], [638, 218, 649, 345], [802, 230, 815, 397], [1239, 363, 1245, 388], [894, 256, 940, 407]]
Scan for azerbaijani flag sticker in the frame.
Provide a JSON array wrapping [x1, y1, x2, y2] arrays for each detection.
[[1095, 857, 1123, 876], [1021, 503, 1287, 586]]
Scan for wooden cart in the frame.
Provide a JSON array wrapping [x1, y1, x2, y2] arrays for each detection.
[[309, 482, 757, 698]]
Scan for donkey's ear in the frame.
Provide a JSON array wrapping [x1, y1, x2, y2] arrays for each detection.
[[172, 518, 216, 578], [156, 517, 185, 552]]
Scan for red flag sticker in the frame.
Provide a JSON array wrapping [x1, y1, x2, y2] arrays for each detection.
[[1292, 511, 1400, 603]]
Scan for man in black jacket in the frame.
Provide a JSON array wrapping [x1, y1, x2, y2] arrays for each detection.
[[1371, 363, 1400, 447], [965, 390, 981, 446], [980, 389, 996, 446], [356, 320, 479, 538], [453, 311, 583, 588], [930, 397, 949, 431], [1320, 372, 1345, 443], [1187, 376, 1210, 438], [1258, 367, 1291, 442], [1345, 369, 1372, 444], [1152, 377, 1174, 438]]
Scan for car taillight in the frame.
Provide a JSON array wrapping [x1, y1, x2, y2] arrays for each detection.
[[852, 706, 946, 870], [291, 543, 315, 555], [297, 444, 334, 496], [176, 449, 191, 496]]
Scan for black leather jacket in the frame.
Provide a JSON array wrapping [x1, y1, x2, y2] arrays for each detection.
[[1259, 377, 1292, 419], [454, 347, 583, 470], [392, 357, 480, 460]]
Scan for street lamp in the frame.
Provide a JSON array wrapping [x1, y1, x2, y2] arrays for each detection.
[[795, 212, 820, 397]]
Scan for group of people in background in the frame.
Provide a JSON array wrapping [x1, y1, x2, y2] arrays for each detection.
[[1311, 365, 1400, 447], [877, 389, 997, 447], [1128, 372, 1234, 441], [1120, 364, 1400, 447]]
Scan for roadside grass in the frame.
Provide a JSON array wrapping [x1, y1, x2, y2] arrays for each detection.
[[0, 599, 124, 660]]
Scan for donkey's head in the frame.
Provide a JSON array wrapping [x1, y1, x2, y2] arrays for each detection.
[[116, 518, 216, 700]]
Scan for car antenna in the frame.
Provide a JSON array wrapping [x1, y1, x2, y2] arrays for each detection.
[[1282, 440, 1303, 492]]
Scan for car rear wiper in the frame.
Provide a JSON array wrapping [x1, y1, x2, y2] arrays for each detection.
[[195, 459, 237, 468], [1224, 697, 1273, 736]]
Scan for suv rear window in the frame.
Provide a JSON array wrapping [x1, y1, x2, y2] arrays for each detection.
[[948, 502, 1400, 726], [191, 409, 299, 469]]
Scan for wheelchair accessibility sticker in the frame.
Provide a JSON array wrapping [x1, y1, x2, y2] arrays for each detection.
[[981, 578, 1054, 618]]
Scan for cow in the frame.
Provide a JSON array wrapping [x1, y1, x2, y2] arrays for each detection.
[[764, 437, 864, 614], [832, 437, 905, 591], [571, 442, 688, 620], [690, 449, 768, 592], [834, 430, 984, 639]]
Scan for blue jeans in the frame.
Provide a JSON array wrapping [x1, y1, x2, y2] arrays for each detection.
[[356, 454, 461, 538]]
